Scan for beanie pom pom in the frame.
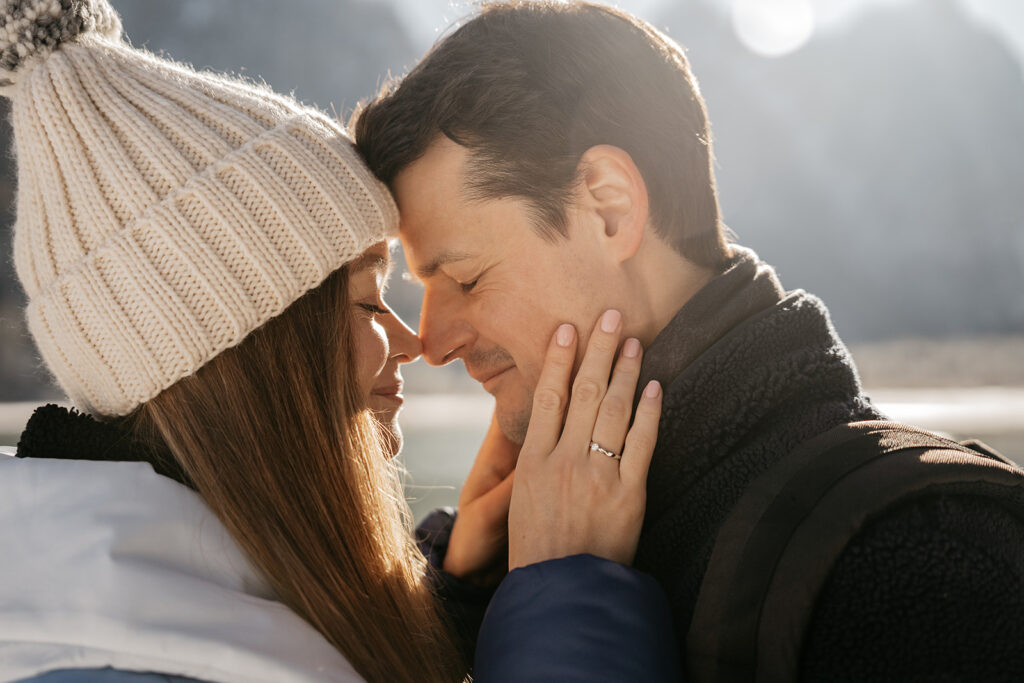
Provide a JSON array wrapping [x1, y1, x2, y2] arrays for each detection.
[[0, 0, 121, 93]]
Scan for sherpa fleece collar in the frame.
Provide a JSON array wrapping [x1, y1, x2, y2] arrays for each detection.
[[16, 403, 192, 486]]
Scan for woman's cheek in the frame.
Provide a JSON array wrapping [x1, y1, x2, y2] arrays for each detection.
[[352, 318, 386, 396], [365, 320, 389, 375]]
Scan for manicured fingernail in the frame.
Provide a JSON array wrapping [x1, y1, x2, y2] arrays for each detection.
[[556, 323, 575, 347], [643, 380, 661, 398], [623, 337, 641, 358], [601, 309, 621, 333]]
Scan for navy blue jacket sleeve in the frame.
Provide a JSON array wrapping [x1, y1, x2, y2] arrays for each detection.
[[475, 554, 681, 682], [416, 506, 460, 571]]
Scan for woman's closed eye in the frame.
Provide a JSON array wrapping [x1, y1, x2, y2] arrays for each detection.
[[358, 302, 390, 316]]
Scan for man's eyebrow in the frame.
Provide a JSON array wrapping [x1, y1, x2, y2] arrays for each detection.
[[415, 250, 473, 280]]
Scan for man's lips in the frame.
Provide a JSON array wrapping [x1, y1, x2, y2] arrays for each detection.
[[470, 366, 515, 390]]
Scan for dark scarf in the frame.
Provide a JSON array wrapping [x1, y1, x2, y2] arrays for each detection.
[[633, 246, 882, 637], [16, 403, 194, 488]]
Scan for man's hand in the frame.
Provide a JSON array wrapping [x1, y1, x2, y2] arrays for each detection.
[[443, 411, 520, 583]]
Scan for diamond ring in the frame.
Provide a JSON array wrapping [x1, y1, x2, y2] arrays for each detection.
[[589, 441, 621, 459]]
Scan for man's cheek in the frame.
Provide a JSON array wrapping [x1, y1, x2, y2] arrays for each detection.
[[520, 356, 545, 392]]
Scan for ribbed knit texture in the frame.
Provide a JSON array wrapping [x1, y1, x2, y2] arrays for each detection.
[[3, 0, 398, 416]]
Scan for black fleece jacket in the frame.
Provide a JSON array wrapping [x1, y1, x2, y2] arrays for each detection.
[[634, 246, 1024, 681]]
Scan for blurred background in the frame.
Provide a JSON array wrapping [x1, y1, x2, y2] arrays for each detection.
[[0, 0, 1021, 519]]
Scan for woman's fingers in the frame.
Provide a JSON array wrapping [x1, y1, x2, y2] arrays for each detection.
[[520, 323, 578, 461], [508, 312, 663, 571], [620, 380, 663, 488], [560, 309, 623, 449], [459, 412, 521, 505], [444, 412, 521, 580], [444, 470, 515, 579], [589, 336, 643, 461]]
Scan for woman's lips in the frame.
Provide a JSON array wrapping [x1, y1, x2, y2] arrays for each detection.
[[372, 383, 404, 405]]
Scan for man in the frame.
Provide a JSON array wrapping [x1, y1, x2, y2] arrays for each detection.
[[354, 2, 1024, 679]]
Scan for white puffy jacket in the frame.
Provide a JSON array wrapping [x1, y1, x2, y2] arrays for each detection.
[[0, 452, 362, 683]]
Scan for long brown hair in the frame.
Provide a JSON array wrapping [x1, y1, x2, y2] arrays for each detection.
[[127, 265, 465, 682]]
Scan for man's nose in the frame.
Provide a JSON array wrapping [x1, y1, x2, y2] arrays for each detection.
[[418, 288, 474, 366]]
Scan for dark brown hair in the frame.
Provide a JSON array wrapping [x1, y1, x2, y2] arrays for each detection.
[[353, 1, 728, 267], [128, 267, 466, 682]]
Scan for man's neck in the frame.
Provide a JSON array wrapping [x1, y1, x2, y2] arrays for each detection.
[[625, 237, 718, 348], [632, 245, 787, 395]]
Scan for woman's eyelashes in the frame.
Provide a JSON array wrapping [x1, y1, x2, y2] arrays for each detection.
[[358, 302, 390, 316], [459, 278, 479, 294]]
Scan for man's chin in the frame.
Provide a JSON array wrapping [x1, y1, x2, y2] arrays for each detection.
[[484, 372, 533, 444], [494, 403, 530, 445]]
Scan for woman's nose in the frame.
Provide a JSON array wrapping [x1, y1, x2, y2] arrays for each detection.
[[386, 309, 423, 363]]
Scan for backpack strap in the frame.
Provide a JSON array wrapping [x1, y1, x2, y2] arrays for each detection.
[[687, 420, 1024, 683]]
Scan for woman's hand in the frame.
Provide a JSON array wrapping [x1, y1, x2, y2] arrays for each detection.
[[508, 309, 662, 570], [442, 413, 519, 583]]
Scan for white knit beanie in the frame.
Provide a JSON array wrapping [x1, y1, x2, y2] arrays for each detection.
[[2, 0, 398, 416]]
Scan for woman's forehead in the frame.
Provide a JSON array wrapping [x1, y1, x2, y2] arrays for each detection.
[[350, 242, 394, 277]]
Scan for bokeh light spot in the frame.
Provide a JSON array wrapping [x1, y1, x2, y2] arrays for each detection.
[[732, 0, 816, 57]]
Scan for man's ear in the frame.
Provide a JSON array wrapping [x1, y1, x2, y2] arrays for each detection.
[[576, 144, 649, 263]]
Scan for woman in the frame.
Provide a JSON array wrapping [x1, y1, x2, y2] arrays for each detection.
[[0, 1, 675, 681]]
